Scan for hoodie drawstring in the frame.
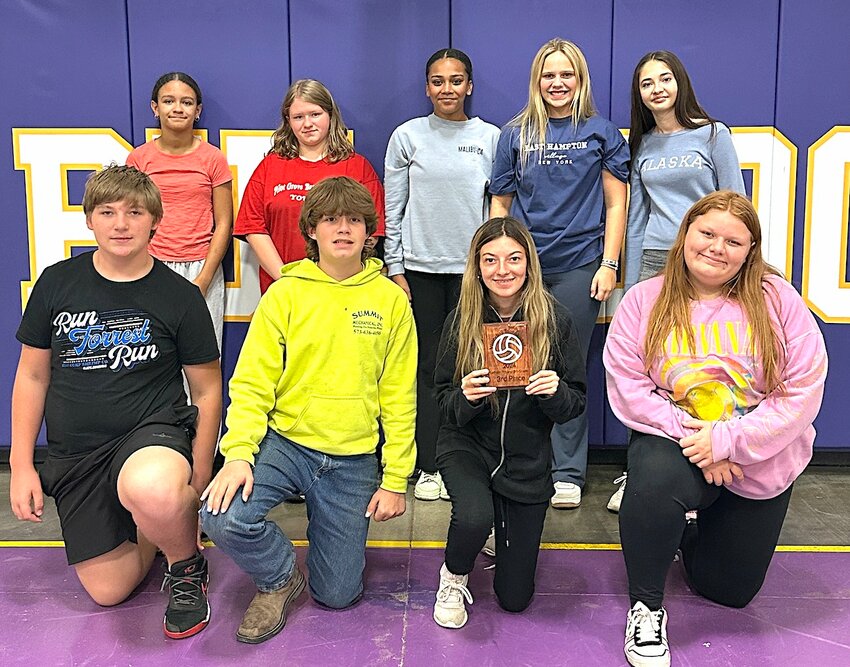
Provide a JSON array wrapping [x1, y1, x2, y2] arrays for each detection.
[[500, 495, 510, 548]]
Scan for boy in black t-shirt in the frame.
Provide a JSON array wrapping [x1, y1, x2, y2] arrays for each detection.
[[10, 165, 222, 639]]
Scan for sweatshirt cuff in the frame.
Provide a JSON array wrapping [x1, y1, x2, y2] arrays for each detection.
[[380, 471, 409, 494], [456, 395, 487, 425], [221, 444, 257, 467], [711, 422, 732, 462], [386, 263, 404, 277]]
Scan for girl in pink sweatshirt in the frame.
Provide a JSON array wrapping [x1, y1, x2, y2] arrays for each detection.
[[603, 191, 827, 667]]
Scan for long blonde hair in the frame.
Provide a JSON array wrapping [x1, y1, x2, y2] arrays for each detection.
[[269, 79, 353, 162], [451, 217, 557, 411], [644, 191, 785, 392], [510, 38, 596, 170]]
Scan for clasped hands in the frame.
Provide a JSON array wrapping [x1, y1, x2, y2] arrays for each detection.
[[679, 418, 744, 486]]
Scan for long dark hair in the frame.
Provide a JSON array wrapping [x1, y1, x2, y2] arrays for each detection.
[[628, 51, 717, 157]]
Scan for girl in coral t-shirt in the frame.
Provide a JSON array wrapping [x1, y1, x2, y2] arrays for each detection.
[[127, 71, 233, 348]]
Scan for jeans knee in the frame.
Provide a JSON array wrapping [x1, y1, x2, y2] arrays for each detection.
[[199, 510, 222, 544], [311, 581, 362, 610], [201, 506, 251, 546]]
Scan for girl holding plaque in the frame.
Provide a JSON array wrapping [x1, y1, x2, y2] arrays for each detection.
[[490, 38, 629, 509], [604, 192, 826, 667], [431, 216, 586, 629], [384, 48, 500, 502]]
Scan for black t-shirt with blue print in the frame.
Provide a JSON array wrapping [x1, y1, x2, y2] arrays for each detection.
[[17, 252, 219, 458]]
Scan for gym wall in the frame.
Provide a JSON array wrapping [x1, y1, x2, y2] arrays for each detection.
[[2, 0, 847, 449]]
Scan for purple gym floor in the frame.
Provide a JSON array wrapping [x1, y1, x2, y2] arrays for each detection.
[[1, 545, 848, 665]]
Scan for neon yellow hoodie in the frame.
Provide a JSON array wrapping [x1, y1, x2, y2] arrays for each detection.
[[219, 258, 417, 492]]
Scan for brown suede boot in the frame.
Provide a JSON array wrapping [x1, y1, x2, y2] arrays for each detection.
[[236, 566, 306, 644]]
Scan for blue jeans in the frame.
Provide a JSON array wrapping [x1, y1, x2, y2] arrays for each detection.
[[201, 428, 379, 608], [544, 260, 601, 488]]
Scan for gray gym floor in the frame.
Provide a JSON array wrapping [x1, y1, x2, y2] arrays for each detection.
[[2, 463, 847, 547]]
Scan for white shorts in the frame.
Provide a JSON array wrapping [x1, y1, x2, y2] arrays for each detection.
[[162, 259, 225, 351]]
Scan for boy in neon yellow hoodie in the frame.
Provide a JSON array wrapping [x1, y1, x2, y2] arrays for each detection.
[[201, 177, 417, 644]]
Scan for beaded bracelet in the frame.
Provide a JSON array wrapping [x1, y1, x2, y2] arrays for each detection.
[[601, 258, 619, 271]]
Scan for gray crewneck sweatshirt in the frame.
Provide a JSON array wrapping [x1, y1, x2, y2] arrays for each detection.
[[383, 114, 500, 275], [625, 123, 744, 289]]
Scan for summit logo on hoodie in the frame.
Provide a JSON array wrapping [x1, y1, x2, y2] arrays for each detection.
[[351, 309, 384, 336]]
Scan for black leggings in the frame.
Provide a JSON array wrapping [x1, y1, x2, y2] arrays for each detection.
[[439, 450, 549, 612], [406, 271, 462, 473], [619, 433, 792, 610]]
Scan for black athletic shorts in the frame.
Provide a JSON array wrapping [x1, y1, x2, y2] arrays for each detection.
[[39, 406, 197, 565]]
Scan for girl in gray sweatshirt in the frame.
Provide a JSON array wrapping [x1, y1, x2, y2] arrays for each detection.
[[383, 48, 499, 500]]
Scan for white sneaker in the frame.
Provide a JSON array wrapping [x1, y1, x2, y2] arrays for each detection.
[[607, 473, 628, 513], [439, 478, 450, 501], [624, 601, 670, 667], [414, 471, 443, 501], [481, 527, 496, 557], [551, 481, 581, 509], [433, 563, 473, 629]]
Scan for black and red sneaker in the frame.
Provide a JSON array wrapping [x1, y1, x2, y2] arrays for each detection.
[[161, 552, 210, 639]]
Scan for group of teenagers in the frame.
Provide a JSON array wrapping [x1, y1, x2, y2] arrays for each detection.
[[8, 37, 827, 667]]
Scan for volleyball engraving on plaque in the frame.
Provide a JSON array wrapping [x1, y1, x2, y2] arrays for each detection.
[[482, 321, 531, 388]]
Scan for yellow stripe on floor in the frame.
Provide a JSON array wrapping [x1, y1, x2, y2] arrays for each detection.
[[1, 540, 849, 552]]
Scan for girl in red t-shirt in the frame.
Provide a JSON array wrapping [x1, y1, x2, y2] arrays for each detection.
[[234, 79, 385, 293]]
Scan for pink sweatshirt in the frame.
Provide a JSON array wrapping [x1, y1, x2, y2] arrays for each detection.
[[604, 275, 827, 500]]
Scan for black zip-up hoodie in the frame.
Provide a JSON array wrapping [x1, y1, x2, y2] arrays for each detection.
[[434, 302, 587, 504]]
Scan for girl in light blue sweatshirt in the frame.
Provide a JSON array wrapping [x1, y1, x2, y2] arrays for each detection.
[[625, 50, 745, 292], [610, 51, 747, 515]]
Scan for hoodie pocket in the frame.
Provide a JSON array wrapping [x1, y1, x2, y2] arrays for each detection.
[[289, 396, 372, 443], [504, 442, 548, 482]]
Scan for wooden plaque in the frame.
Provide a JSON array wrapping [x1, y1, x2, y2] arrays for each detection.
[[482, 321, 531, 388]]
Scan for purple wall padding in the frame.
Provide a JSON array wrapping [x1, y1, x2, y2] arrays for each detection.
[[2, 0, 847, 449]]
